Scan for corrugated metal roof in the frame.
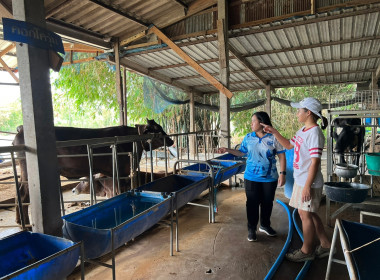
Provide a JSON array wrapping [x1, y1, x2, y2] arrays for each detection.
[[0, 1, 379, 94], [123, 2, 380, 93]]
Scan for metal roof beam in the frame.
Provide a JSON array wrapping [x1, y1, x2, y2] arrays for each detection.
[[231, 5, 380, 39], [88, 0, 149, 27], [228, 43, 268, 86], [116, 57, 203, 96], [244, 35, 380, 58], [46, 18, 111, 49], [200, 69, 374, 91], [259, 54, 380, 71], [171, 0, 188, 10], [45, 0, 76, 18], [150, 25, 233, 98]]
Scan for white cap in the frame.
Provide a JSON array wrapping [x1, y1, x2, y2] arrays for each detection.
[[291, 97, 325, 126]]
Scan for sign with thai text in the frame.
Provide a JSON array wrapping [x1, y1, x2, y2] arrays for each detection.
[[2, 18, 64, 54]]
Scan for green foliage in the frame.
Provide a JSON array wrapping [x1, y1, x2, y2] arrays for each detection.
[[0, 100, 22, 133], [230, 84, 357, 141], [53, 55, 120, 127]]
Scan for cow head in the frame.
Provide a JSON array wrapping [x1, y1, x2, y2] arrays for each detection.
[[137, 119, 174, 151]]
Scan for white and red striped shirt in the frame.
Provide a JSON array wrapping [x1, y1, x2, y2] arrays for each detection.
[[290, 125, 324, 188]]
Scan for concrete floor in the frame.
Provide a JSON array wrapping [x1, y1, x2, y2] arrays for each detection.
[[66, 186, 352, 280]]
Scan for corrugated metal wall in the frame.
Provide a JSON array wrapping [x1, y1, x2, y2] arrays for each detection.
[[164, 0, 365, 38]]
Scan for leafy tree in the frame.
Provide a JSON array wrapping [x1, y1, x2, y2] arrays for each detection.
[[0, 100, 22, 133]]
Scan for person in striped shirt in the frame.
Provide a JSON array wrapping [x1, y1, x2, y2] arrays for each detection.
[[261, 97, 334, 262]]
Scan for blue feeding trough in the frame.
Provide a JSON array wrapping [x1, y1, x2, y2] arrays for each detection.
[[135, 174, 211, 209], [213, 153, 246, 175], [62, 191, 172, 260], [0, 231, 81, 280], [285, 149, 294, 199], [183, 159, 245, 185], [341, 220, 380, 279]]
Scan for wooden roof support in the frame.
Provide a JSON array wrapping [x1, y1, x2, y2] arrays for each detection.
[[0, 43, 16, 57], [150, 25, 233, 98], [0, 43, 18, 83], [63, 43, 104, 53], [62, 56, 96, 66], [228, 43, 268, 86]]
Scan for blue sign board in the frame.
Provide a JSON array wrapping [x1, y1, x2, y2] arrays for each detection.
[[2, 18, 64, 54]]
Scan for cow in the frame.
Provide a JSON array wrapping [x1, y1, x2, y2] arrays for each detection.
[[12, 119, 174, 225], [72, 171, 172, 197], [332, 117, 365, 166]]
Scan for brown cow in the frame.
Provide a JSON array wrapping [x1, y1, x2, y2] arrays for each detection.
[[12, 119, 173, 225], [72, 171, 172, 197]]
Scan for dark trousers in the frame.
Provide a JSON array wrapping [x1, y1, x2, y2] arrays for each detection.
[[245, 179, 277, 231]]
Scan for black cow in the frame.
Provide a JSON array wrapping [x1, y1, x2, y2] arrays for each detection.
[[12, 119, 174, 225], [333, 118, 365, 166]]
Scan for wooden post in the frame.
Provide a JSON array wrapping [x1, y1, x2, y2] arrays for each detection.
[[123, 67, 128, 125], [218, 0, 230, 149], [13, 0, 62, 236], [311, 0, 316, 14], [265, 84, 273, 117], [114, 38, 124, 125]]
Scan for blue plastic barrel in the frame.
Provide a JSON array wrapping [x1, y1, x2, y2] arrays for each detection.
[[284, 149, 294, 199]]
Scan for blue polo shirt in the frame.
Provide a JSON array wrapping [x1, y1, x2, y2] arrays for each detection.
[[239, 132, 285, 182]]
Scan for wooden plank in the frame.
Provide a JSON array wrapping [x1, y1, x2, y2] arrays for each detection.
[[63, 43, 104, 53], [120, 31, 148, 46], [228, 43, 268, 86], [62, 57, 95, 65], [150, 25, 233, 98], [0, 57, 19, 83]]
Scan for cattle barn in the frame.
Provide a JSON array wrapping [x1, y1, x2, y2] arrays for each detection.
[[1, 1, 380, 279]]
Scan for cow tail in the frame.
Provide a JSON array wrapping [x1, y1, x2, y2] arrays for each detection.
[[321, 116, 328, 130]]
